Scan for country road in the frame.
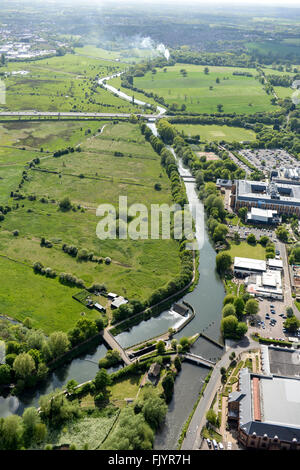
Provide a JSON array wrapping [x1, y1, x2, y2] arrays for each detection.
[[0, 110, 165, 119]]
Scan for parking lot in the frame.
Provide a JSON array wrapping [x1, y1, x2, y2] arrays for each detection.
[[238, 149, 299, 174], [248, 298, 299, 343], [228, 225, 276, 242]]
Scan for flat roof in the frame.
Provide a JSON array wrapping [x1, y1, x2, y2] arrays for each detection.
[[268, 259, 283, 268], [236, 180, 300, 205], [234, 257, 266, 271], [268, 346, 300, 377], [235, 368, 300, 441], [250, 207, 277, 218], [262, 271, 281, 288], [261, 376, 300, 427]]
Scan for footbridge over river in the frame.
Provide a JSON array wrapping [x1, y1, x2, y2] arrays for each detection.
[[180, 175, 196, 183], [102, 330, 132, 366], [183, 352, 216, 369]]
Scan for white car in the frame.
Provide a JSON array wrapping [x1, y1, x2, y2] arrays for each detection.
[[227, 442, 232, 450], [219, 443, 224, 450]]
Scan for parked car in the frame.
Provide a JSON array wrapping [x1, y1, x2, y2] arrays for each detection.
[[227, 442, 232, 450], [206, 438, 212, 449], [212, 439, 218, 450], [219, 443, 224, 450]]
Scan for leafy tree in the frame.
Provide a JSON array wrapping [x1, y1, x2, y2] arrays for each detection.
[[247, 233, 256, 245], [216, 252, 232, 275], [223, 294, 235, 305], [286, 306, 294, 317], [22, 407, 42, 446], [0, 415, 23, 450], [13, 353, 36, 380], [48, 331, 70, 358], [221, 315, 238, 338], [156, 340, 166, 354], [235, 322, 248, 338], [284, 315, 300, 332], [206, 409, 218, 427], [39, 390, 81, 427], [94, 368, 111, 392], [174, 355, 182, 372], [179, 337, 190, 351], [213, 224, 228, 242], [222, 303, 236, 318], [259, 236, 269, 246], [245, 299, 259, 316], [0, 364, 11, 385], [276, 226, 289, 242], [234, 297, 245, 318], [238, 207, 248, 222], [162, 372, 175, 403], [59, 197, 72, 212], [142, 395, 167, 430]]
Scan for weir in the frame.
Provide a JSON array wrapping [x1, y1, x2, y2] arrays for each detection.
[[199, 332, 224, 349]]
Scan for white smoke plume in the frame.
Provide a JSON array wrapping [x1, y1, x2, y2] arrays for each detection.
[[135, 36, 170, 61], [156, 43, 170, 61]]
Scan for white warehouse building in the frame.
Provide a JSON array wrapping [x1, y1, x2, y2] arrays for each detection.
[[247, 207, 281, 225], [234, 257, 266, 278]]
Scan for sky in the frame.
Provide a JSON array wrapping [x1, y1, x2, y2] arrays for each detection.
[[20, 0, 300, 5]]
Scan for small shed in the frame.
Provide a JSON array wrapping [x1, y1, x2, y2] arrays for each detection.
[[94, 303, 106, 313], [107, 292, 118, 300], [148, 362, 161, 378], [111, 296, 128, 309]]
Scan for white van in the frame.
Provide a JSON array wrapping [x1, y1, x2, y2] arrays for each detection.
[[212, 439, 218, 450]]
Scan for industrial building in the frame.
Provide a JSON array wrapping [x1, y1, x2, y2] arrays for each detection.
[[246, 270, 283, 300], [246, 207, 281, 225], [228, 367, 300, 450], [231, 179, 300, 216], [234, 257, 266, 277]]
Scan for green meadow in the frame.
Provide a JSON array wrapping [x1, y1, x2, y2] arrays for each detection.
[[134, 64, 277, 114], [174, 124, 256, 142], [0, 122, 182, 332], [223, 241, 266, 261], [0, 54, 141, 113]]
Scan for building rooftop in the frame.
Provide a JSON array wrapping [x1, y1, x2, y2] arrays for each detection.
[[261, 345, 300, 378], [236, 180, 300, 206], [234, 257, 266, 272], [232, 368, 300, 442], [268, 259, 283, 269], [249, 207, 276, 218]]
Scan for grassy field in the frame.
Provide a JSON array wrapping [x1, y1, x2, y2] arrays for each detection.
[[134, 64, 277, 114], [36, 408, 119, 450], [274, 86, 294, 99], [0, 121, 105, 204], [0, 121, 182, 332], [108, 375, 141, 407], [109, 75, 159, 109], [0, 54, 141, 113], [174, 124, 256, 142], [224, 241, 266, 260]]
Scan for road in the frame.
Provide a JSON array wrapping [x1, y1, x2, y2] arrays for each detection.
[[181, 336, 260, 450], [0, 111, 165, 119], [280, 241, 296, 316]]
